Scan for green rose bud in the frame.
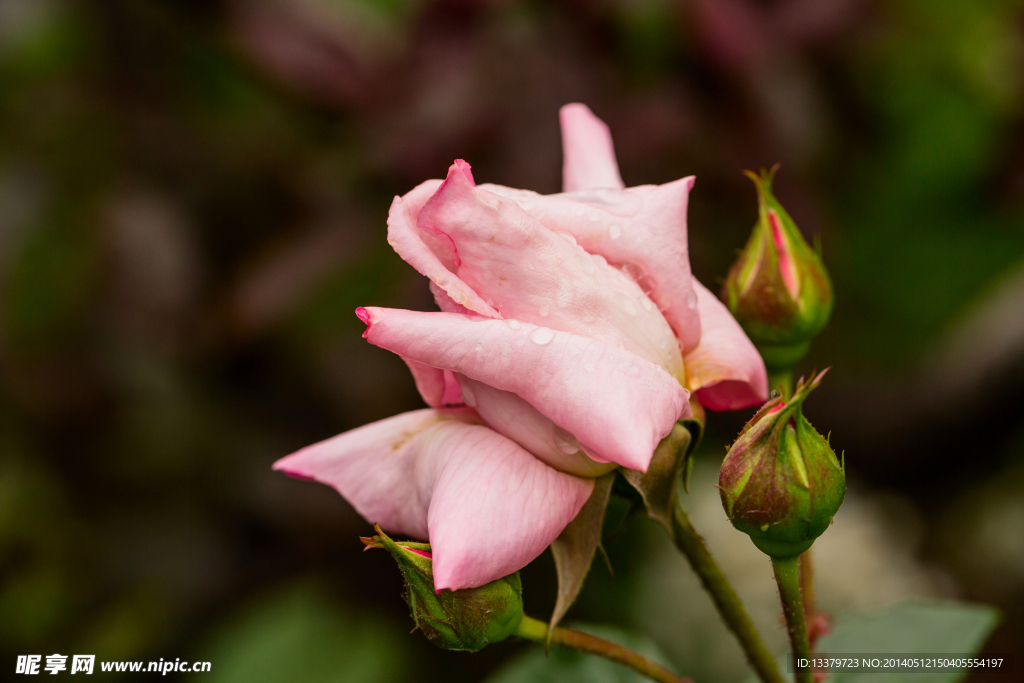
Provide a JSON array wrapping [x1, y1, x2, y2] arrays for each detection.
[[723, 166, 833, 375], [362, 526, 523, 651], [718, 371, 845, 559]]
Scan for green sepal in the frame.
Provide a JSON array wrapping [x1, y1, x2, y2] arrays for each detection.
[[363, 526, 524, 651], [722, 166, 833, 373], [718, 371, 845, 559], [548, 472, 616, 644], [621, 399, 705, 532]]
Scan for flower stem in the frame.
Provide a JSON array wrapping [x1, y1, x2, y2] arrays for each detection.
[[514, 615, 691, 683], [772, 556, 812, 683], [670, 499, 786, 683], [799, 550, 818, 636]]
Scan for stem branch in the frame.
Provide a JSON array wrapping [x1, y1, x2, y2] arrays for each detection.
[[772, 556, 812, 683], [670, 499, 785, 683], [515, 615, 691, 683]]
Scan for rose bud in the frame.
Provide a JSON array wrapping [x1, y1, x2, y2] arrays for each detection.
[[362, 526, 524, 652], [718, 370, 845, 559], [722, 167, 833, 382]]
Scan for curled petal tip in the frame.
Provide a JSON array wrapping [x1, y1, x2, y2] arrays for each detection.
[[452, 159, 475, 186], [355, 307, 372, 336]]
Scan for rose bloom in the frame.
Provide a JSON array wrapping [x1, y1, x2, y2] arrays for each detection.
[[274, 105, 767, 591]]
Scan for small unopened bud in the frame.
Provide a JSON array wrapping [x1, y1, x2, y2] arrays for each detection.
[[723, 167, 833, 373], [719, 371, 845, 559], [362, 526, 523, 651]]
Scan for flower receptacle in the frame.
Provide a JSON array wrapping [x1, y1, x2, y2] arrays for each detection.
[[362, 526, 524, 652]]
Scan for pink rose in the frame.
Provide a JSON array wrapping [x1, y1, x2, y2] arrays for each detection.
[[274, 104, 767, 591]]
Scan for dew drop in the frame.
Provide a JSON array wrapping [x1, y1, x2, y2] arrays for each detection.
[[588, 211, 601, 222], [770, 390, 780, 399], [474, 343, 483, 352], [556, 231, 577, 246], [506, 319, 522, 331], [518, 200, 534, 211], [609, 224, 622, 239], [686, 289, 698, 309], [528, 263, 535, 271], [592, 254, 607, 267], [575, 207, 586, 217], [553, 426, 580, 455], [530, 327, 555, 345], [538, 305, 550, 317], [640, 296, 654, 312]]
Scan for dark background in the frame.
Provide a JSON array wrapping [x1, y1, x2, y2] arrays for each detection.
[[2, 0, 1023, 681]]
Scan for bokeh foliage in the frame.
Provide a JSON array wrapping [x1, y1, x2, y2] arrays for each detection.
[[1, 1, 1023, 681]]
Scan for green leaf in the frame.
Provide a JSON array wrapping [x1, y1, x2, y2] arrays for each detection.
[[488, 624, 677, 683], [549, 473, 616, 637], [819, 600, 1000, 683], [620, 423, 694, 533], [198, 582, 408, 683], [744, 600, 1000, 683]]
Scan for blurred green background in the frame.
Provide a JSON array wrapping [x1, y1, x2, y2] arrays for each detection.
[[2, 0, 1023, 681]]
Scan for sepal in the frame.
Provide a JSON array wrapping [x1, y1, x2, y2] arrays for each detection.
[[362, 526, 524, 651], [718, 371, 845, 558]]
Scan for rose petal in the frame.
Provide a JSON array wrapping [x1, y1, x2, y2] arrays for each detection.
[[559, 103, 625, 192], [386, 190, 501, 319], [402, 358, 464, 407], [456, 376, 617, 477], [478, 178, 701, 351], [419, 164, 683, 378], [358, 307, 690, 472], [430, 284, 615, 475], [272, 407, 594, 590], [685, 278, 768, 410]]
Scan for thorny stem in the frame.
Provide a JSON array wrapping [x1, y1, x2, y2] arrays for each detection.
[[799, 551, 818, 639], [514, 615, 691, 683], [772, 556, 813, 683], [670, 499, 786, 683]]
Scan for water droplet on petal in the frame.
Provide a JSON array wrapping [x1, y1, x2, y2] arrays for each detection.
[[575, 207, 586, 217], [553, 426, 580, 455], [530, 327, 555, 345], [474, 343, 483, 351], [588, 211, 601, 222], [506, 319, 522, 330], [686, 289, 698, 309], [592, 254, 607, 267], [609, 225, 622, 239], [538, 305, 550, 317], [557, 232, 577, 246], [640, 296, 654, 311], [528, 263, 535, 271]]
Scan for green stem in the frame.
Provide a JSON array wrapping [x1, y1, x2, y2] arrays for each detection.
[[670, 499, 786, 683], [772, 556, 812, 683], [798, 550, 816, 636], [514, 615, 691, 683]]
